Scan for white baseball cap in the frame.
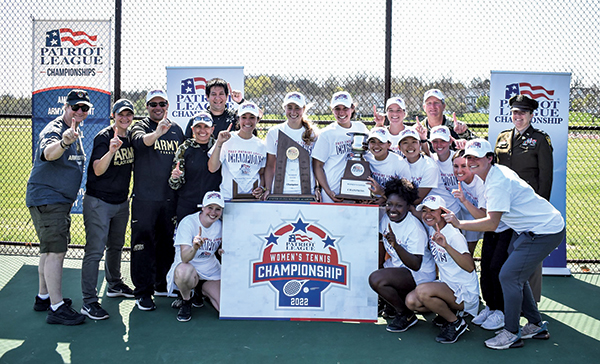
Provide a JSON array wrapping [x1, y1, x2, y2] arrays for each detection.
[[416, 195, 446, 211], [385, 97, 406, 111], [201, 191, 225, 208], [423, 89, 445, 104], [146, 89, 169, 103], [282, 92, 306, 108], [429, 125, 451, 142], [397, 127, 420, 143], [330, 91, 353, 108], [238, 101, 261, 117], [191, 112, 213, 127], [464, 138, 493, 158], [368, 127, 391, 143]]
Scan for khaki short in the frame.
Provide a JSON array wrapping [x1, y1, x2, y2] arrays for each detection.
[[29, 204, 71, 253]]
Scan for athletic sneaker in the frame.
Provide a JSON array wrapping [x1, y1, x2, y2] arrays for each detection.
[[521, 321, 550, 340], [46, 304, 86, 325], [177, 300, 192, 322], [107, 283, 135, 298], [432, 314, 447, 327], [135, 296, 156, 311], [435, 318, 468, 344], [381, 305, 397, 320], [386, 313, 418, 333], [172, 291, 204, 309], [34, 296, 72, 311], [472, 306, 491, 326], [481, 310, 505, 330], [81, 302, 110, 320], [485, 329, 524, 350]]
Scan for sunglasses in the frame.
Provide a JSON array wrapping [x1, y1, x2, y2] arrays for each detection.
[[71, 104, 90, 112], [148, 101, 168, 107]]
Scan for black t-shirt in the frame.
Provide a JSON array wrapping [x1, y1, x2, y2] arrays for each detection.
[[86, 125, 134, 204], [131, 118, 184, 201]]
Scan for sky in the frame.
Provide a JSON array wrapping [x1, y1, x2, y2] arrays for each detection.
[[1, 0, 599, 97]]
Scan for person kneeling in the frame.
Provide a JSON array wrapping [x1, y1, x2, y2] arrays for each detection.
[[406, 195, 480, 344], [166, 191, 224, 322]]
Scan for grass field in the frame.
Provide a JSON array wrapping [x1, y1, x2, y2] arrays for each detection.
[[1, 115, 599, 261]]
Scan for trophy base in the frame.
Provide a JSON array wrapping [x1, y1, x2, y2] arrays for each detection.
[[267, 194, 317, 202], [336, 178, 374, 201]]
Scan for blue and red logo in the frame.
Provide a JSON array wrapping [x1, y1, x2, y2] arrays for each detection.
[[251, 214, 349, 309]]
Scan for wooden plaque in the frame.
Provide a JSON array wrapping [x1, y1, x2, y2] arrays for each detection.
[[267, 131, 316, 201], [232, 180, 259, 201]]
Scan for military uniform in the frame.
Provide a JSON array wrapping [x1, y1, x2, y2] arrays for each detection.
[[494, 125, 553, 201]]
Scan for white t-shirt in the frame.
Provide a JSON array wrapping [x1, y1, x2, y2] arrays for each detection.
[[311, 121, 369, 202], [389, 131, 403, 156], [166, 212, 223, 294], [265, 122, 318, 194], [459, 175, 509, 236], [484, 164, 564, 235], [380, 213, 436, 285], [427, 223, 480, 317], [365, 151, 412, 189], [433, 151, 458, 194], [408, 154, 461, 214], [208, 132, 266, 200]]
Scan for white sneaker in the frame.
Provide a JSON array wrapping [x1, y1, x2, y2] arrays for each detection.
[[472, 306, 491, 326], [482, 310, 505, 330], [485, 329, 523, 350]]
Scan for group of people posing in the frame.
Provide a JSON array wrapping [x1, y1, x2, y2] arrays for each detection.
[[26, 78, 563, 350]]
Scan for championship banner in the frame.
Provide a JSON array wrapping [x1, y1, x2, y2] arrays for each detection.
[[220, 202, 379, 322], [489, 71, 571, 275], [32, 19, 112, 213], [166, 66, 244, 130]]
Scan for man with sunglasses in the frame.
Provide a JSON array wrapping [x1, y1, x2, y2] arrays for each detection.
[[130, 89, 184, 311], [26, 89, 91, 325]]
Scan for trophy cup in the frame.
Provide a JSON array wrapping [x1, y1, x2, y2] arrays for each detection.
[[267, 131, 316, 201], [336, 132, 374, 201]]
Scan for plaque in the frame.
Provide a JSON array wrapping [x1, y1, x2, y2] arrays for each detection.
[[336, 132, 375, 201], [232, 180, 260, 201], [267, 131, 316, 201]]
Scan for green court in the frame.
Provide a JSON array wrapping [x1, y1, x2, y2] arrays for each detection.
[[0, 255, 598, 363]]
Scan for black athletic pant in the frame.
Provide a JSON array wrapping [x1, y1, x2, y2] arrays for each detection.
[[131, 198, 176, 298], [480, 229, 512, 311]]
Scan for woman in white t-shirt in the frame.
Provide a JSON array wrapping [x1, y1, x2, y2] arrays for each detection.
[[373, 97, 409, 155], [364, 127, 411, 205], [208, 101, 267, 201], [369, 177, 435, 333], [444, 139, 565, 350], [263, 92, 318, 199], [166, 191, 224, 322], [312, 91, 368, 203], [406, 195, 479, 344]]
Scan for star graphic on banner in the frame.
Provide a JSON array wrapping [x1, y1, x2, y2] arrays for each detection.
[[265, 233, 278, 246], [292, 218, 309, 233], [51, 39, 58, 46], [46, 33, 50, 38], [188, 80, 193, 85], [52, 31, 58, 37], [511, 85, 518, 90], [323, 236, 335, 249], [509, 91, 518, 97], [186, 87, 192, 93]]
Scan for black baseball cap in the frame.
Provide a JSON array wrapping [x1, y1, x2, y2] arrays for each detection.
[[66, 89, 93, 107]]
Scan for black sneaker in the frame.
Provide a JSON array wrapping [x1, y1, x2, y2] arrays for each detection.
[[435, 318, 468, 344], [386, 313, 418, 333], [381, 304, 397, 320], [135, 296, 156, 311], [81, 302, 110, 320], [177, 300, 192, 322], [34, 296, 72, 311], [107, 283, 135, 298], [432, 314, 447, 327], [172, 291, 204, 309], [46, 303, 86, 325]]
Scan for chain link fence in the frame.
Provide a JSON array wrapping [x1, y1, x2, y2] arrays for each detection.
[[1, 0, 599, 272]]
